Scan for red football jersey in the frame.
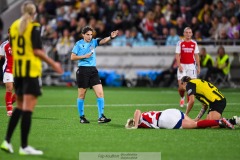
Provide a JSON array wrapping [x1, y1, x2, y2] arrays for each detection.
[[175, 40, 199, 64], [0, 40, 13, 73], [138, 111, 161, 128]]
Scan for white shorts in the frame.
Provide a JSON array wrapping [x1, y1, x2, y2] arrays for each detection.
[[3, 72, 14, 83], [177, 63, 197, 80], [158, 109, 184, 129]]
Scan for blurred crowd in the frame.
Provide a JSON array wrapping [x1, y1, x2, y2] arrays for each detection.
[[30, 0, 240, 47], [1, 0, 240, 46], [1, 0, 240, 63]]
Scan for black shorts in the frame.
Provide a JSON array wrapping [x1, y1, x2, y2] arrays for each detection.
[[14, 77, 42, 97], [76, 66, 101, 88], [208, 98, 226, 115]]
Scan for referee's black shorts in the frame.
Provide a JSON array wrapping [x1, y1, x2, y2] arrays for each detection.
[[14, 77, 42, 97], [208, 98, 226, 115], [76, 66, 101, 88]]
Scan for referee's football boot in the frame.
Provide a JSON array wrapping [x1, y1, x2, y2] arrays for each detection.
[[80, 115, 90, 123], [98, 114, 111, 123]]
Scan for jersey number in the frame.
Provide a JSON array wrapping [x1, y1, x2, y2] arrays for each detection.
[[201, 80, 224, 99], [11, 36, 25, 55]]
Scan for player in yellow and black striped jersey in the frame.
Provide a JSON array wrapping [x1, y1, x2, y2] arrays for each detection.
[[0, 1, 63, 156], [181, 76, 226, 121]]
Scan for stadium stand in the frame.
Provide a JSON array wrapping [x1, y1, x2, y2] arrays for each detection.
[[1, 0, 240, 88]]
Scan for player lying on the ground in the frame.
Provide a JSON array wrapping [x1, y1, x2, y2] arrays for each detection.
[[125, 108, 237, 129]]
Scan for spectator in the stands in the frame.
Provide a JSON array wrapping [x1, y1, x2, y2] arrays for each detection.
[[218, 28, 231, 45], [175, 17, 187, 37], [76, 3, 88, 22], [197, 3, 212, 23], [102, 0, 116, 31], [162, 2, 177, 23], [88, 17, 97, 30], [69, 17, 78, 36], [88, 2, 102, 21], [111, 29, 125, 46], [220, 15, 231, 33], [165, 28, 180, 46], [212, 0, 226, 20], [225, 1, 237, 19], [130, 27, 142, 45], [44, 0, 57, 17], [112, 1, 133, 30], [199, 13, 212, 39], [153, 3, 164, 21], [190, 16, 200, 34], [55, 16, 68, 35], [140, 10, 156, 38], [39, 16, 49, 37], [62, 6, 77, 23], [194, 30, 203, 44], [232, 30, 240, 45], [210, 16, 221, 40], [154, 17, 172, 39], [227, 16, 240, 39], [95, 21, 109, 38], [133, 10, 145, 34], [178, 6, 192, 26], [56, 28, 74, 70], [74, 17, 87, 41]]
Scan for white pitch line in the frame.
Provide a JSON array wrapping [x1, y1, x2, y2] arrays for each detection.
[[28, 103, 240, 107]]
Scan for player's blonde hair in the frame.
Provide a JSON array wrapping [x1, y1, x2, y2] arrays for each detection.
[[125, 118, 135, 129], [19, 1, 36, 35], [183, 27, 192, 33]]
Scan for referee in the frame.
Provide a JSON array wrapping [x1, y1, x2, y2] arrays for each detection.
[[71, 26, 118, 123]]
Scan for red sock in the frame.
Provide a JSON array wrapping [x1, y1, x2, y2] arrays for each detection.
[[5, 92, 12, 106], [178, 88, 185, 98], [5, 92, 12, 111], [197, 120, 219, 128], [12, 93, 16, 104]]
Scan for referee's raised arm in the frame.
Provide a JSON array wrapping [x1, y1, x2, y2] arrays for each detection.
[[99, 30, 119, 45]]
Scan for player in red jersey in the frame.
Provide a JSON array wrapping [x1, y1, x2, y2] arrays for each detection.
[[0, 30, 16, 116], [125, 109, 234, 129], [175, 27, 200, 107]]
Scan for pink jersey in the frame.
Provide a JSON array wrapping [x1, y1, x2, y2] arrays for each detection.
[[0, 40, 13, 73], [138, 111, 161, 128], [175, 39, 199, 64]]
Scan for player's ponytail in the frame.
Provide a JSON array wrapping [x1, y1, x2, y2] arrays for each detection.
[[19, 1, 36, 35]]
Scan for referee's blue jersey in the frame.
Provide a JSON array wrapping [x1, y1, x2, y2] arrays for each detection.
[[72, 39, 99, 66]]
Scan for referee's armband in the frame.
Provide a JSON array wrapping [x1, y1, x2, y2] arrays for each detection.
[[97, 38, 102, 44]]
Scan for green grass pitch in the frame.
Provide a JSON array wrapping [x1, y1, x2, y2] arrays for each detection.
[[0, 86, 240, 160]]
